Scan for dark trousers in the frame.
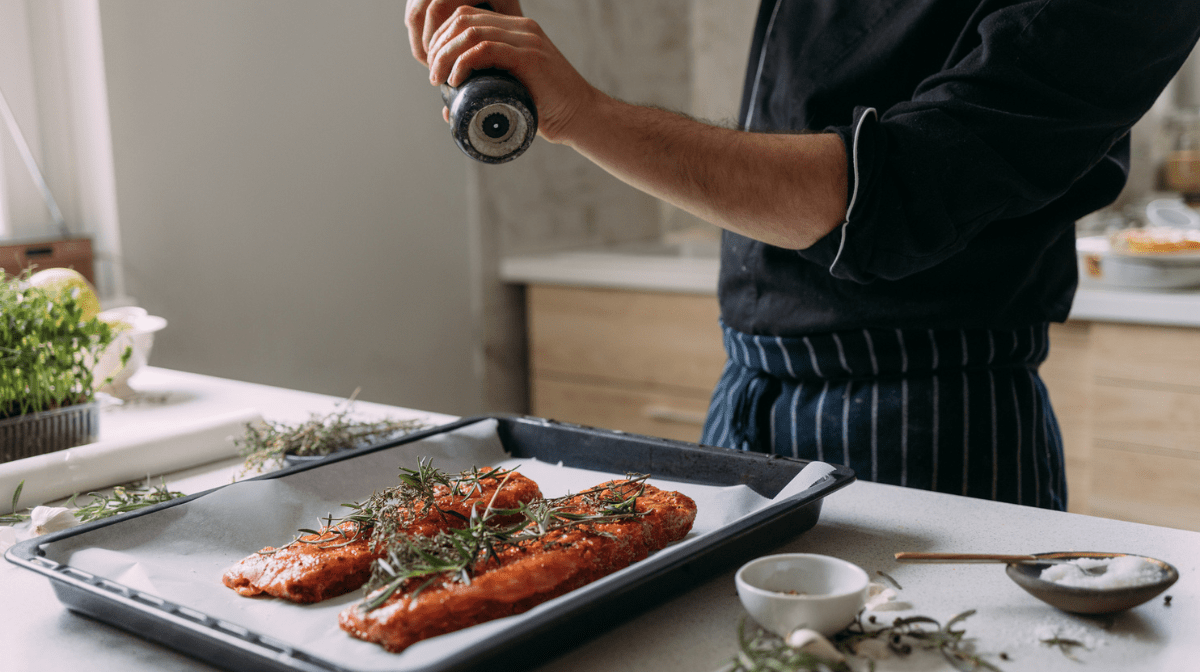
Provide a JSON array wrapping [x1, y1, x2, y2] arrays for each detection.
[[701, 323, 1068, 510]]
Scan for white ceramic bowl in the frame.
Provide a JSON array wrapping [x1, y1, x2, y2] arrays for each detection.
[[93, 307, 168, 397], [735, 553, 869, 637]]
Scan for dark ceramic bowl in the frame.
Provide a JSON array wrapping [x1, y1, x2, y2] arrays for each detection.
[[1005, 551, 1179, 614]]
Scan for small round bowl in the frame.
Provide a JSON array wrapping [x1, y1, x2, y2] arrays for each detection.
[[93, 307, 168, 397], [1005, 552, 1179, 615], [736, 553, 869, 637]]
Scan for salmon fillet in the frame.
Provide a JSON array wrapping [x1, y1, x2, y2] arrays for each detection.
[[222, 468, 541, 603], [338, 480, 697, 652]]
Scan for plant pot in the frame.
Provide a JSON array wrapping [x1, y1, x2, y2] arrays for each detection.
[[0, 402, 99, 464]]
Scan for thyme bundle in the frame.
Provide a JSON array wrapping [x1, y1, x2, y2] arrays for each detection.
[[235, 395, 428, 475], [728, 610, 1003, 672]]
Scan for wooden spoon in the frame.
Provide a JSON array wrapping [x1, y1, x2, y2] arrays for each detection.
[[895, 552, 1101, 570]]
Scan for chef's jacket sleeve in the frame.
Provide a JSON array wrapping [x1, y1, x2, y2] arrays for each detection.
[[798, 1, 1200, 283]]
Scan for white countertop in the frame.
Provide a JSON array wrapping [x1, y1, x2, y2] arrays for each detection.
[[500, 248, 1200, 328], [3, 368, 1199, 671]]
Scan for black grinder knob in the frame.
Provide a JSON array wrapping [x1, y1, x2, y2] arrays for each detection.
[[440, 68, 538, 164]]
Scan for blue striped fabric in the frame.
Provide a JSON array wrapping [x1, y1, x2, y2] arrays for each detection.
[[701, 323, 1067, 510]]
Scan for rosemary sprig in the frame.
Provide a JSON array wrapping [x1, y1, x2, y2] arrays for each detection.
[[364, 460, 513, 544], [1, 480, 28, 524], [728, 610, 1003, 672], [2, 477, 185, 527], [254, 461, 522, 558], [66, 478, 186, 523], [360, 472, 651, 611], [235, 393, 428, 475]]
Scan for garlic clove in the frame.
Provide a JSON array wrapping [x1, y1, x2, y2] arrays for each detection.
[[29, 506, 80, 536], [784, 628, 846, 662]]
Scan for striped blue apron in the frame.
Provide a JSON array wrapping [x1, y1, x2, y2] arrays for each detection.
[[701, 323, 1067, 510]]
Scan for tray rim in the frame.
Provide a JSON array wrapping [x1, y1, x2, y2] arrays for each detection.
[[5, 413, 856, 672]]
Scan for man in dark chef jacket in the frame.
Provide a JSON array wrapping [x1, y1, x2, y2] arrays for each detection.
[[407, 0, 1200, 510]]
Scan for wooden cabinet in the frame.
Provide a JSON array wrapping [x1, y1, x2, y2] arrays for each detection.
[[526, 285, 725, 443], [1043, 321, 1200, 531]]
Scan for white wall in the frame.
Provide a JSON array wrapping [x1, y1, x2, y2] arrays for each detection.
[[97, 0, 481, 416], [0, 0, 48, 237], [93, 0, 757, 416]]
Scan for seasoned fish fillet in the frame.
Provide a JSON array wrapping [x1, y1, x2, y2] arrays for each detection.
[[338, 480, 697, 652], [222, 469, 541, 603]]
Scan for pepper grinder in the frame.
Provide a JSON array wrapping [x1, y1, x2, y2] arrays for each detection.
[[440, 68, 538, 164]]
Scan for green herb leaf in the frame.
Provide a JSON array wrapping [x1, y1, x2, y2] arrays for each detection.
[[1, 269, 115, 419]]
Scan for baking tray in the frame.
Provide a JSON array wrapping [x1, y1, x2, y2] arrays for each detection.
[[6, 414, 855, 672]]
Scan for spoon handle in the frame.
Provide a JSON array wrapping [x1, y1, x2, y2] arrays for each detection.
[[895, 552, 1042, 564]]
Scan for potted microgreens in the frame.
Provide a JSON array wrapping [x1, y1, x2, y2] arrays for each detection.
[[0, 268, 123, 463]]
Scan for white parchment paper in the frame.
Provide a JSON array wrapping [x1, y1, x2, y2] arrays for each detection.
[[41, 419, 833, 672]]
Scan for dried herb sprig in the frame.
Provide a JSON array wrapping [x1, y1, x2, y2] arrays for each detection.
[[236, 393, 428, 475], [2, 477, 184, 527], [1, 480, 28, 524], [362, 493, 526, 609], [66, 478, 186, 522], [728, 610, 1003, 672], [360, 473, 651, 611], [1040, 636, 1088, 661], [255, 461, 519, 558], [360, 460, 516, 545]]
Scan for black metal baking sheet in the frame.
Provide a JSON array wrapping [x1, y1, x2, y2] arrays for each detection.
[[6, 414, 855, 672]]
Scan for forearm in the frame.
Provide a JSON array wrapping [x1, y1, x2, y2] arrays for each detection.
[[560, 93, 848, 250], [413, 4, 848, 249]]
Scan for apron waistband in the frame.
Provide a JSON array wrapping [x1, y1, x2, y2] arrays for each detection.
[[720, 323, 1050, 382]]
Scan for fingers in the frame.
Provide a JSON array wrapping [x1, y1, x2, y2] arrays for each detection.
[[405, 0, 435, 64], [405, 0, 474, 65], [406, 0, 523, 66], [428, 22, 541, 87], [427, 7, 532, 62], [445, 41, 531, 89]]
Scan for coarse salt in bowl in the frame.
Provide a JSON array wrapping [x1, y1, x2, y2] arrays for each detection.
[[736, 553, 869, 637], [1039, 555, 1165, 589]]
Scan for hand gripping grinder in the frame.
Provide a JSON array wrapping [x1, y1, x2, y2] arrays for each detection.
[[440, 68, 537, 164]]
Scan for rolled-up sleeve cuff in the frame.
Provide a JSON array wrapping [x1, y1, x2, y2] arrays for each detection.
[[796, 106, 879, 282]]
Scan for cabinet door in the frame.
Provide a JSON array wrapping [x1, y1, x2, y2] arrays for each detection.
[[1090, 323, 1200, 531], [527, 285, 726, 443], [532, 377, 712, 444], [1044, 321, 1200, 531], [528, 285, 725, 392]]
